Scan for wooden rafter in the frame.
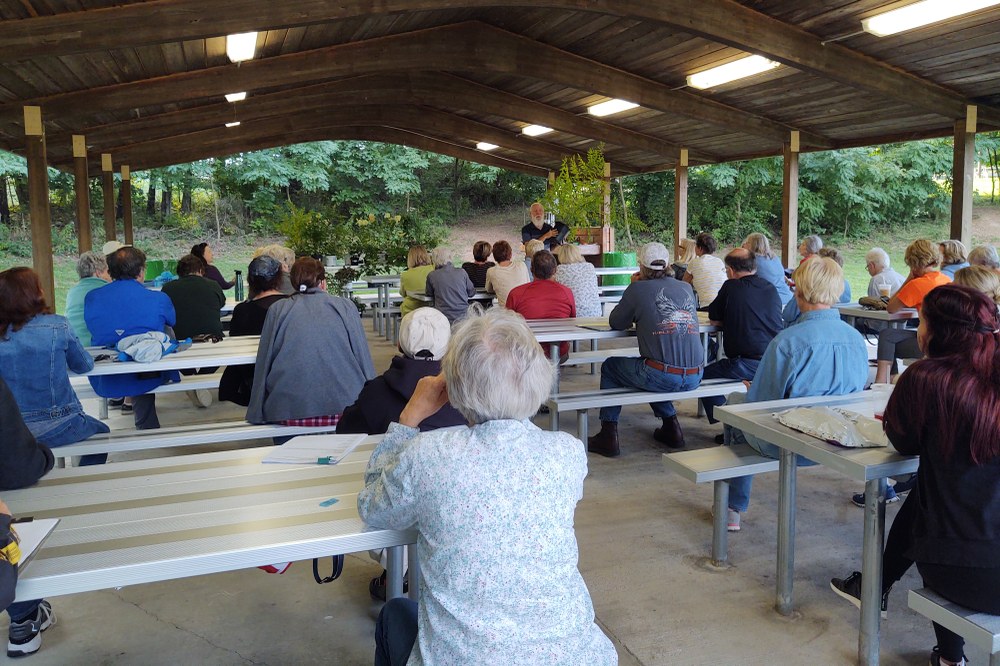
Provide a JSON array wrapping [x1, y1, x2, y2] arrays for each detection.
[[0, 22, 830, 148], [0, 0, 996, 125]]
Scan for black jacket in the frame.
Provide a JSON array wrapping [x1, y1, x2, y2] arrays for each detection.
[[337, 356, 466, 435], [0, 376, 54, 491]]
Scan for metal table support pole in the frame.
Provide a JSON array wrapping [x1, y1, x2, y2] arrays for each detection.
[[549, 343, 561, 431], [386, 545, 405, 600], [776, 448, 797, 615], [711, 480, 730, 567], [407, 544, 420, 601], [858, 476, 887, 666]]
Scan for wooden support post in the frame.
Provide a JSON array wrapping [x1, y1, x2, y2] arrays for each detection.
[[600, 161, 611, 227], [24, 106, 55, 308], [72, 135, 92, 253], [101, 153, 115, 243], [546, 170, 555, 192], [950, 105, 976, 248], [674, 148, 689, 250], [781, 132, 800, 268], [121, 165, 133, 245]]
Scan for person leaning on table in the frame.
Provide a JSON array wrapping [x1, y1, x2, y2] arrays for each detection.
[[357, 308, 617, 666], [721, 257, 869, 532], [830, 285, 1000, 666], [587, 242, 704, 457]]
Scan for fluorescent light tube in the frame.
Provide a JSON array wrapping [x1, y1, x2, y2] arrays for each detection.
[[522, 124, 553, 136], [225, 92, 247, 103], [587, 99, 639, 117], [862, 0, 1000, 36], [225, 121, 241, 128], [226, 32, 258, 63], [476, 142, 498, 151], [686, 55, 781, 89]]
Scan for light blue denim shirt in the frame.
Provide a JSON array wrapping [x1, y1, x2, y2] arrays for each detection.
[[754, 254, 793, 307], [0, 314, 94, 433]]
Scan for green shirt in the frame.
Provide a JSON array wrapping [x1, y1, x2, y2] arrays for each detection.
[[399, 264, 433, 316], [65, 276, 108, 346], [160, 275, 225, 339]]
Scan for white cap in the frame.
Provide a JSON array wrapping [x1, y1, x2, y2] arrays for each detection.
[[639, 242, 670, 269], [102, 240, 124, 256], [398, 308, 451, 361]]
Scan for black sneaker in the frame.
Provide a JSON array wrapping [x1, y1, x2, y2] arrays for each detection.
[[830, 571, 888, 618], [369, 570, 409, 602], [929, 645, 967, 665], [7, 600, 56, 657]]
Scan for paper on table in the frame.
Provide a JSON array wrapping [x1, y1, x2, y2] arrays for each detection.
[[11, 518, 59, 570], [262, 433, 367, 465]]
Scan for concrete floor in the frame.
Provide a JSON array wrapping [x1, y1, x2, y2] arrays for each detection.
[[7, 323, 970, 665]]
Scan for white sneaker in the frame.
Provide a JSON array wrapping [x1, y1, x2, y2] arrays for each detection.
[[727, 509, 741, 532], [7, 600, 55, 657], [187, 390, 213, 408]]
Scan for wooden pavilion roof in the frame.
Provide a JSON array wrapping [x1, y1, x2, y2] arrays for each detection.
[[1, 1, 999, 177]]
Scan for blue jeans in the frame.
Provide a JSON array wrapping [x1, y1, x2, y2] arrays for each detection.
[[723, 393, 816, 512], [375, 597, 418, 666], [700, 357, 759, 423], [598, 357, 702, 422], [37, 414, 111, 466], [7, 599, 40, 623]]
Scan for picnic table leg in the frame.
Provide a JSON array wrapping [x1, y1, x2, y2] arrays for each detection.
[[590, 339, 598, 375], [407, 544, 420, 602], [776, 449, 797, 616], [711, 480, 730, 567], [858, 477, 887, 666], [386, 545, 405, 600], [99, 397, 109, 420], [697, 333, 709, 417], [576, 410, 588, 442]]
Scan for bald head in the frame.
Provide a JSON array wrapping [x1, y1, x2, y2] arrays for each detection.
[[724, 248, 756, 276]]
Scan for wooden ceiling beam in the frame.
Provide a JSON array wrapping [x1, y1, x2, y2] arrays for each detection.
[[1, 1, 995, 125], [0, 22, 828, 148]]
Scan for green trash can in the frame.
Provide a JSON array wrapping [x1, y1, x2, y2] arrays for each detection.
[[602, 252, 636, 286], [144, 260, 164, 281]]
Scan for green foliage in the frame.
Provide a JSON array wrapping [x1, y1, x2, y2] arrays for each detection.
[[541, 146, 608, 228], [277, 203, 337, 257], [329, 211, 447, 275]]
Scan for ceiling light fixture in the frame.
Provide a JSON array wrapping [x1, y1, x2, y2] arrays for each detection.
[[522, 124, 554, 137], [225, 92, 247, 103], [476, 142, 499, 151], [686, 55, 781, 89], [587, 99, 639, 117], [862, 0, 1000, 36], [225, 121, 241, 128], [226, 32, 258, 63]]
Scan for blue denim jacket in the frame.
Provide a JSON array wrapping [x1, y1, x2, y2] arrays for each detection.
[[0, 314, 93, 434]]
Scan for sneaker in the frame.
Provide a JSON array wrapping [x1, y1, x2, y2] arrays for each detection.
[[369, 570, 409, 602], [187, 390, 213, 408], [851, 485, 899, 507], [7, 600, 56, 657], [120, 402, 134, 414], [107, 397, 125, 408], [727, 509, 741, 532], [929, 645, 967, 665], [829, 571, 888, 618]]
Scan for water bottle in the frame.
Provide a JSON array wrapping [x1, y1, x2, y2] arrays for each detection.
[[234, 270, 245, 301]]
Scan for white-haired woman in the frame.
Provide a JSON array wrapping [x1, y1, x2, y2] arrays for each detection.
[[742, 233, 793, 307], [65, 251, 110, 346], [424, 247, 475, 324], [554, 244, 601, 317], [358, 308, 617, 666]]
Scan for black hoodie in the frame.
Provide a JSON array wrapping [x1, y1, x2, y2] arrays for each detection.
[[0, 376, 54, 491], [337, 356, 466, 435]]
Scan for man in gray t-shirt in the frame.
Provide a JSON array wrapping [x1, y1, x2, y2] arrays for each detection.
[[588, 243, 704, 458]]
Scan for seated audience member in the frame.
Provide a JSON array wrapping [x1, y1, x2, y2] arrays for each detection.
[[864, 247, 905, 300], [0, 376, 56, 657], [875, 239, 951, 384], [554, 243, 601, 317], [247, 257, 375, 425], [461, 240, 494, 288], [521, 201, 569, 251], [683, 232, 727, 309], [672, 238, 697, 282], [357, 308, 617, 666], [968, 244, 1000, 275], [782, 246, 852, 325], [798, 234, 823, 264], [484, 240, 530, 307], [85, 246, 178, 430], [253, 244, 296, 296], [506, 250, 577, 361], [830, 286, 1000, 666], [589, 243, 703, 457], [399, 245, 434, 317], [190, 242, 234, 290], [424, 248, 475, 324], [938, 240, 969, 279], [65, 251, 110, 345], [523, 239, 545, 278], [0, 268, 109, 464], [742, 233, 793, 307], [701, 249, 783, 425], [219, 256, 288, 406], [161, 254, 225, 340], [954, 265, 1000, 304], [722, 258, 868, 531], [339, 308, 465, 435]]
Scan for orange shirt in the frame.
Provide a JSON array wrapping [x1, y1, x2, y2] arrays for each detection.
[[895, 271, 951, 310]]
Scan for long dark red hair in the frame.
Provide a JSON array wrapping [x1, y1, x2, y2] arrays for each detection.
[[901, 284, 1000, 464], [0, 267, 49, 338]]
